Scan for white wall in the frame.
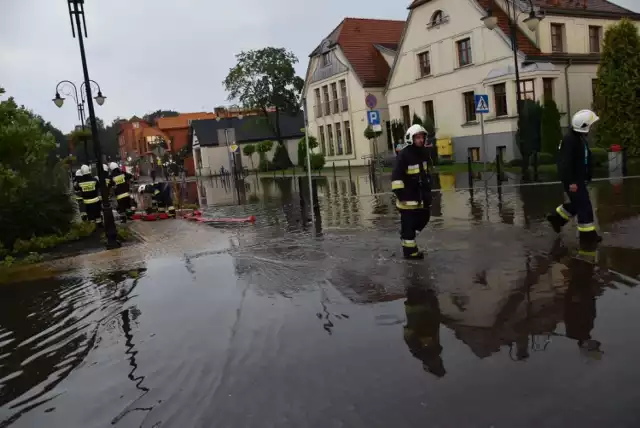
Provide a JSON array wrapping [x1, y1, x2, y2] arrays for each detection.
[[386, 0, 518, 139], [305, 47, 393, 167]]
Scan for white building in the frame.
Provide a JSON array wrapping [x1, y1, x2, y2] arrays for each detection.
[[385, 0, 640, 162], [303, 18, 405, 167]]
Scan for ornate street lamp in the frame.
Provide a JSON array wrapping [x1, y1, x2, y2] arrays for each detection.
[[481, 0, 544, 116], [65, 0, 120, 249]]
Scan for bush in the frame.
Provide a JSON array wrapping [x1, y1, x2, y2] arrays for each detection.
[[309, 153, 326, 170], [507, 158, 523, 167], [591, 147, 608, 167], [271, 144, 292, 170], [259, 159, 274, 171], [541, 100, 562, 155], [11, 221, 96, 255], [297, 135, 319, 167], [536, 152, 555, 165], [438, 158, 454, 166]]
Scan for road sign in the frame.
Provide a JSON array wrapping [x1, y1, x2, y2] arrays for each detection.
[[367, 110, 381, 126], [365, 94, 377, 109], [475, 94, 489, 113], [229, 144, 239, 153]]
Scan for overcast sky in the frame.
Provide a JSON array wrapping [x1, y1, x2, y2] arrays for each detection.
[[1, 0, 637, 132]]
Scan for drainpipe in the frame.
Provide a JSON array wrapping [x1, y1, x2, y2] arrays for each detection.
[[564, 58, 573, 124]]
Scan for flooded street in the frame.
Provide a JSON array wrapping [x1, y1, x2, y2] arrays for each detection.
[[2, 172, 640, 427]]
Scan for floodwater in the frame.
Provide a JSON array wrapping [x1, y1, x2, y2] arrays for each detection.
[[2, 172, 640, 427]]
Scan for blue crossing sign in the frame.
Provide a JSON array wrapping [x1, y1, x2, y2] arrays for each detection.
[[475, 94, 489, 114], [367, 110, 381, 126]]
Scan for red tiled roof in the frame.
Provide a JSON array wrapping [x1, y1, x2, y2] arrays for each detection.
[[336, 18, 405, 87], [156, 112, 216, 130], [533, 0, 637, 16], [476, 0, 541, 56]]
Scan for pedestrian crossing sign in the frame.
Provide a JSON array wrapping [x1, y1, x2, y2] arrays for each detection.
[[474, 94, 489, 113]]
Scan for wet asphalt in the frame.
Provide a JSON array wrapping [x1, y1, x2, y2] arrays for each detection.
[[1, 173, 640, 427]]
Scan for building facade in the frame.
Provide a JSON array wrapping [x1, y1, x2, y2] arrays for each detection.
[[385, 0, 639, 162], [303, 18, 405, 167]]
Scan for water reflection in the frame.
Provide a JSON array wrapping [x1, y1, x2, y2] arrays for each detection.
[[0, 268, 146, 427]]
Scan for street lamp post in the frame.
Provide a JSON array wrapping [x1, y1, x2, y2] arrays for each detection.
[[481, 0, 543, 117], [53, 79, 106, 163], [65, 0, 120, 249]]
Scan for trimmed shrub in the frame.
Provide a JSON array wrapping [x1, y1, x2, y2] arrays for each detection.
[[537, 152, 555, 165], [309, 153, 325, 170], [591, 147, 608, 167]]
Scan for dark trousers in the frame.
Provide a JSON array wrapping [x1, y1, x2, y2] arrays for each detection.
[[555, 183, 596, 233], [85, 202, 102, 224], [400, 208, 430, 255], [116, 196, 134, 222]]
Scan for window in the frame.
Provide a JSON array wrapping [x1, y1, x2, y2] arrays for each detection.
[[463, 91, 476, 122], [431, 10, 444, 25], [468, 147, 480, 162], [344, 121, 353, 154], [339, 79, 348, 111], [322, 52, 331, 67], [318, 126, 326, 154], [335, 122, 344, 155], [314, 88, 322, 118], [543, 78, 554, 102], [401, 105, 411, 129], [322, 85, 330, 115], [327, 124, 335, 156], [589, 26, 602, 53], [423, 100, 435, 124], [551, 23, 565, 53], [493, 83, 508, 117], [417, 51, 431, 77], [457, 38, 472, 67], [331, 83, 339, 114], [519, 79, 535, 101], [133, 122, 140, 129]]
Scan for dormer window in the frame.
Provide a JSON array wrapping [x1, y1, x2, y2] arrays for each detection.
[[428, 10, 449, 29], [322, 52, 332, 67]]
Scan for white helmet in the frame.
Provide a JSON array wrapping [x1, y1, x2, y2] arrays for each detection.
[[109, 162, 119, 171], [80, 164, 91, 175], [138, 184, 146, 193], [75, 169, 83, 177], [405, 124, 428, 145], [571, 109, 599, 134]]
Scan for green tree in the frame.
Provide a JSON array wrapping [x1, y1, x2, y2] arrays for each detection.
[[412, 113, 423, 125], [309, 153, 325, 171], [143, 110, 179, 125], [516, 99, 542, 176], [256, 140, 273, 161], [595, 18, 640, 154], [364, 125, 382, 141], [243, 144, 257, 170], [223, 47, 305, 167], [0, 86, 74, 249], [297, 135, 319, 168], [540, 99, 562, 155]]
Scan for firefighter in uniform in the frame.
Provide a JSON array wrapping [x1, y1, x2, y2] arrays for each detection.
[[109, 162, 136, 223], [73, 169, 88, 221], [392, 124, 432, 259], [75, 164, 102, 225], [547, 109, 601, 244], [139, 182, 176, 218]]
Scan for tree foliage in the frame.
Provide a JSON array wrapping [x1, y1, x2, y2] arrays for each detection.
[[364, 125, 382, 141], [594, 19, 640, 153], [223, 47, 304, 168], [256, 140, 273, 161], [412, 113, 423, 125], [541, 99, 562, 155], [0, 86, 74, 250], [516, 99, 542, 172], [143, 110, 179, 125], [297, 135, 319, 167], [243, 144, 257, 170], [309, 153, 325, 171]]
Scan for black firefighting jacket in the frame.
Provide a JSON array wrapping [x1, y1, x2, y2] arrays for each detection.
[[558, 131, 592, 185], [75, 175, 101, 205], [110, 168, 133, 200], [391, 144, 432, 210]]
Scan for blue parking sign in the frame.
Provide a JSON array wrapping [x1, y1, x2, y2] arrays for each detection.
[[367, 110, 381, 126], [474, 94, 489, 113]]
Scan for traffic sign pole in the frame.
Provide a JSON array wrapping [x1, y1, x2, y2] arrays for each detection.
[[480, 112, 486, 173], [474, 94, 490, 173]]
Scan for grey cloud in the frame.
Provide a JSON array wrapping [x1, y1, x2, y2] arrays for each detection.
[[0, 0, 636, 132]]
